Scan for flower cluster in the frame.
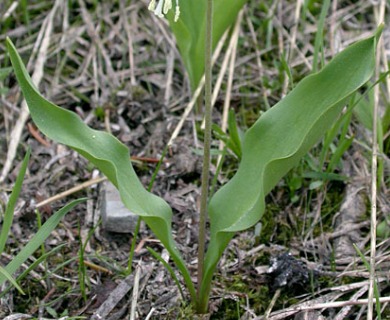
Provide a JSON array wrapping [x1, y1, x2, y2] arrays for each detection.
[[148, 0, 180, 22]]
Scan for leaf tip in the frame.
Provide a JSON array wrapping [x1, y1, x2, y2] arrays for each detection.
[[375, 23, 384, 42], [5, 37, 17, 60], [5, 36, 13, 49]]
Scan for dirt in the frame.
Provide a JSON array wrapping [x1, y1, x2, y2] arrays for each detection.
[[0, 1, 389, 319]]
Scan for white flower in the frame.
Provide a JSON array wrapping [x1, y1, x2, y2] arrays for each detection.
[[163, 0, 172, 14], [154, 0, 164, 18], [148, 0, 156, 11], [174, 0, 180, 22], [148, 0, 181, 22]]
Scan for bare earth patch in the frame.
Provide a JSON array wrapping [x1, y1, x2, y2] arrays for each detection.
[[0, 0, 389, 319]]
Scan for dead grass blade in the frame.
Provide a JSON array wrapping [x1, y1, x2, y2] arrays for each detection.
[[0, 0, 61, 183]]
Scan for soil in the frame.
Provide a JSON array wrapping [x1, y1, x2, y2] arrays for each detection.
[[0, 1, 389, 319]]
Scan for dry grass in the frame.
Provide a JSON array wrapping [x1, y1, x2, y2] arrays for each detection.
[[0, 0, 389, 319]]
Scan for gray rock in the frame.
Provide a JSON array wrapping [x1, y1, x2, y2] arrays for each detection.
[[101, 181, 139, 233]]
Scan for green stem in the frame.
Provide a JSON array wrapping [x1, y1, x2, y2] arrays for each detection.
[[126, 216, 141, 275], [197, 0, 213, 313]]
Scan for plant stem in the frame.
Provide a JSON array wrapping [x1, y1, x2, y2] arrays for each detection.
[[197, 0, 213, 311]]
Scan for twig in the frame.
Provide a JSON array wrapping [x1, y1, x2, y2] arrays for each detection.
[[264, 289, 281, 320], [77, 0, 119, 88], [120, 0, 136, 86], [217, 11, 242, 167], [83, 260, 112, 275], [2, 2, 19, 21], [167, 30, 228, 146], [164, 47, 175, 106], [91, 273, 135, 320], [35, 176, 107, 208], [330, 0, 339, 55], [200, 16, 239, 130], [129, 263, 141, 320], [27, 123, 51, 147], [282, 0, 302, 93], [368, 2, 386, 319], [144, 307, 156, 320], [245, 7, 268, 108], [0, 0, 61, 183], [334, 285, 368, 320], [255, 296, 390, 320]]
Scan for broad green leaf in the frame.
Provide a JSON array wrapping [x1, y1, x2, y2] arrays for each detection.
[[6, 38, 196, 302], [0, 198, 85, 286], [200, 28, 382, 306], [166, 0, 247, 91], [0, 150, 30, 255]]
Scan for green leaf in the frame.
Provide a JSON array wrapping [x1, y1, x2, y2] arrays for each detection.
[[302, 171, 348, 182], [0, 67, 12, 81], [319, 97, 354, 168], [166, 0, 247, 91], [0, 198, 85, 286], [0, 150, 30, 255], [200, 27, 382, 306], [327, 135, 354, 172], [0, 265, 25, 295], [147, 247, 185, 300], [354, 90, 375, 130], [6, 38, 196, 302], [0, 67, 12, 95], [0, 244, 67, 298], [228, 109, 242, 160]]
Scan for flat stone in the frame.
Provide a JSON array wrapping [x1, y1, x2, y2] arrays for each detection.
[[101, 181, 139, 233]]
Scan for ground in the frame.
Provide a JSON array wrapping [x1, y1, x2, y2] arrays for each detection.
[[0, 0, 390, 319]]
